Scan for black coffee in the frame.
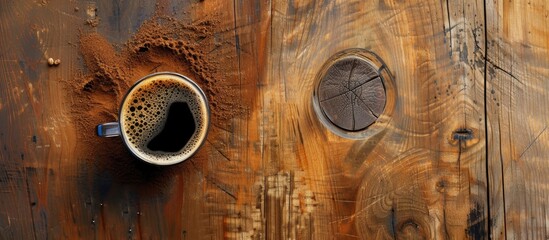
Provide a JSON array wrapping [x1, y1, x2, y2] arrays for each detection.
[[120, 75, 209, 164], [147, 102, 195, 152]]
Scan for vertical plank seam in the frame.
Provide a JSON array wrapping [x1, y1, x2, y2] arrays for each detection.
[[288, 172, 293, 240], [24, 168, 38, 240], [498, 113, 508, 238], [233, 0, 243, 100], [446, 0, 452, 47], [263, 1, 273, 238], [482, 0, 492, 238]]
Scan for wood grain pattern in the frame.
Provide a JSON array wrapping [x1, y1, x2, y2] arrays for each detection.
[[486, 0, 549, 238], [265, 0, 487, 239], [0, 0, 547, 239]]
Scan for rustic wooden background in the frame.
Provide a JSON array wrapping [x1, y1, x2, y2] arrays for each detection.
[[1, 0, 548, 239]]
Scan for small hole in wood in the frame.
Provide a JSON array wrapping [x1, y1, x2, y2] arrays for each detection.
[[453, 128, 473, 141]]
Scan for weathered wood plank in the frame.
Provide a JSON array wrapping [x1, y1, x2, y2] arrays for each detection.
[[487, 0, 549, 238], [0, 1, 85, 239], [265, 0, 488, 239]]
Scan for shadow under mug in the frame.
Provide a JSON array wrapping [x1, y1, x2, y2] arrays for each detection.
[[96, 72, 210, 166]]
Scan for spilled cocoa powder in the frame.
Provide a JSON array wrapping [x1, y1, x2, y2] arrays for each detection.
[[69, 13, 244, 195]]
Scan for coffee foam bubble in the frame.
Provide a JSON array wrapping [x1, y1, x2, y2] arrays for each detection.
[[120, 75, 208, 164]]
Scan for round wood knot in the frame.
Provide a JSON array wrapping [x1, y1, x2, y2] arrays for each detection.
[[317, 57, 386, 131]]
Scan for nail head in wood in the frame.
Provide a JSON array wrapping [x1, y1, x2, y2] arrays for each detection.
[[317, 57, 386, 132]]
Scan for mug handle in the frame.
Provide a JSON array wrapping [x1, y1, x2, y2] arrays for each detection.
[[97, 122, 121, 137]]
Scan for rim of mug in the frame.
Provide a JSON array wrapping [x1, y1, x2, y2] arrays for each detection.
[[118, 71, 211, 166]]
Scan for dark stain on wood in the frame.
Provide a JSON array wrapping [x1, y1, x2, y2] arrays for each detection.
[[467, 203, 487, 239]]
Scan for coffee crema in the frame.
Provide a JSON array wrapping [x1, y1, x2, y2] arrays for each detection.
[[119, 74, 209, 165]]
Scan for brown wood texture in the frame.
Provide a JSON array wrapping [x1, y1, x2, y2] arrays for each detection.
[[486, 0, 549, 239], [0, 0, 546, 239]]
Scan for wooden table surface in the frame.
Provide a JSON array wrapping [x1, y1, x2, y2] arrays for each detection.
[[1, 0, 549, 239]]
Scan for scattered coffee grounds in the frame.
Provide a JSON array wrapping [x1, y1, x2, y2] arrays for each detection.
[[68, 9, 245, 194]]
